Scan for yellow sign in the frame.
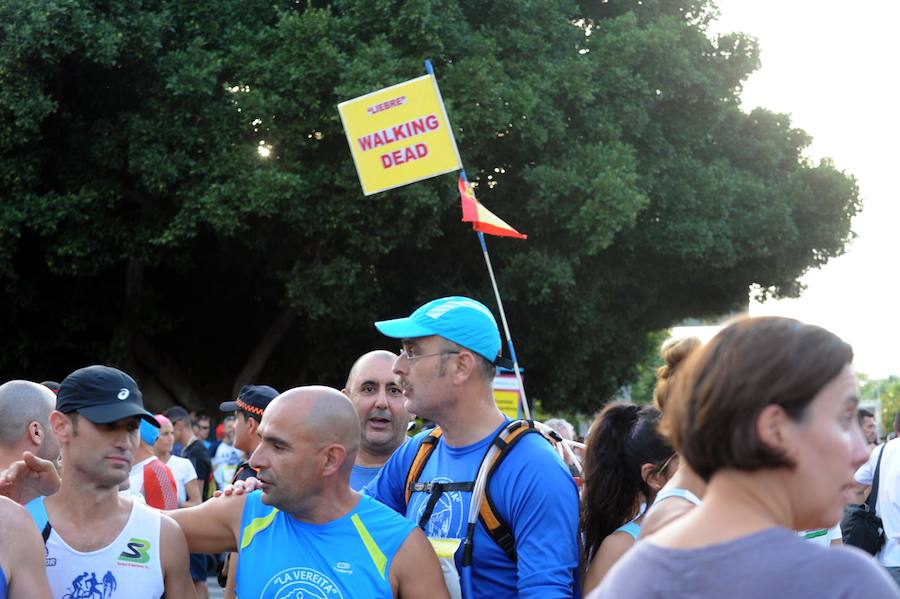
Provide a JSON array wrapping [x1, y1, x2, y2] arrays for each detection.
[[338, 74, 462, 196], [493, 374, 523, 419]]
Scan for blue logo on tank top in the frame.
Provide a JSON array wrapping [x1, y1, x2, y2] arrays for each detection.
[[62, 571, 117, 598], [410, 476, 466, 538], [260, 567, 344, 598]]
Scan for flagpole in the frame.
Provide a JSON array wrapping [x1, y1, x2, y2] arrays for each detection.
[[459, 170, 531, 421], [427, 58, 531, 421]]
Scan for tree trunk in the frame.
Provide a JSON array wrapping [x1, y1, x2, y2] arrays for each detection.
[[231, 306, 297, 398]]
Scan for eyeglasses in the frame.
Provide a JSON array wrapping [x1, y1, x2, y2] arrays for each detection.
[[399, 349, 460, 363]]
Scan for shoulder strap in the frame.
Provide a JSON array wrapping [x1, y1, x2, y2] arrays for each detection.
[[473, 420, 550, 563], [867, 442, 887, 511], [404, 428, 443, 505]]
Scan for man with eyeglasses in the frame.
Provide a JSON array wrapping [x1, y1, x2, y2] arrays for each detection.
[[364, 296, 579, 598]]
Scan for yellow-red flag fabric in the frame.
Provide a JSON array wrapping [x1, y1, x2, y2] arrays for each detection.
[[458, 177, 527, 239]]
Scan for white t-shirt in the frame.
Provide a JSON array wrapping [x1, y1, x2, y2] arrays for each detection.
[[212, 441, 243, 489], [164, 454, 198, 506], [855, 439, 900, 566], [798, 524, 842, 547]]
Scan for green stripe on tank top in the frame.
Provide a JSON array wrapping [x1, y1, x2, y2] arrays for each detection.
[[240, 507, 280, 550], [351, 513, 387, 579], [802, 529, 828, 540]]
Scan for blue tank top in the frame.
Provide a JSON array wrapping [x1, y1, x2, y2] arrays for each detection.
[[0, 564, 7, 599], [614, 520, 640, 541], [237, 491, 416, 599]]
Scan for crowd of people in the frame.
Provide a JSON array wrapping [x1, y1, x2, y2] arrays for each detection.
[[0, 294, 898, 598]]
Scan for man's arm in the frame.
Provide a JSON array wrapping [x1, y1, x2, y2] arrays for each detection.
[[1, 497, 52, 599], [0, 452, 60, 504], [159, 514, 199, 598], [389, 527, 450, 599], [500, 436, 580, 598], [167, 492, 246, 554]]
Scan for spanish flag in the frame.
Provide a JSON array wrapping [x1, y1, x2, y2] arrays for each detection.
[[458, 176, 527, 239]]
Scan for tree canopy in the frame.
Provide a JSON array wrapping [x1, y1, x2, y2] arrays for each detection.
[[0, 0, 860, 414]]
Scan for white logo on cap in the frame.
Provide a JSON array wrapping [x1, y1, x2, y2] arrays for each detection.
[[117, 388, 130, 400], [425, 299, 494, 321]]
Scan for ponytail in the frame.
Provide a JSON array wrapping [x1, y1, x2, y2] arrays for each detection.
[[581, 403, 672, 563]]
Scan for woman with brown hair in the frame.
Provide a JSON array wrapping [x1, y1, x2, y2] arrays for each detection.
[[588, 316, 898, 598]]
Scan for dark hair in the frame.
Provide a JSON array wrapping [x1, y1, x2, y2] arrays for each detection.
[[581, 403, 673, 563], [653, 337, 701, 412], [192, 412, 210, 428], [163, 406, 190, 424], [858, 408, 874, 426], [663, 316, 853, 482], [237, 409, 262, 424]]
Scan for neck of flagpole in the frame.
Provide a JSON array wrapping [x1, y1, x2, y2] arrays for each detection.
[[476, 231, 531, 420]]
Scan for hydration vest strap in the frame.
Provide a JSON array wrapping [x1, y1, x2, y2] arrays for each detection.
[[417, 481, 476, 529], [404, 428, 443, 505], [405, 420, 554, 564]]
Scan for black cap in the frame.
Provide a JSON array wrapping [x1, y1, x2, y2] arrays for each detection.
[[220, 384, 279, 418], [57, 365, 158, 427]]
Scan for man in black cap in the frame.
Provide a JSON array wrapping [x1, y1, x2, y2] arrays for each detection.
[[219, 384, 278, 484], [217, 384, 278, 598], [34, 365, 196, 598]]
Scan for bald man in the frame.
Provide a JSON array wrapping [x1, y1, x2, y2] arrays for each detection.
[[0, 380, 61, 504], [170, 386, 448, 599], [343, 350, 412, 490]]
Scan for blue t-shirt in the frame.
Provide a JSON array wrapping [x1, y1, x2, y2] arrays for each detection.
[[0, 563, 6, 599], [350, 464, 382, 491], [236, 491, 416, 599], [364, 421, 580, 598]]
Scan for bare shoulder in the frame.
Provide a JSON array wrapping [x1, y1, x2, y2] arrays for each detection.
[[159, 511, 186, 541], [0, 495, 31, 535], [638, 498, 695, 539]]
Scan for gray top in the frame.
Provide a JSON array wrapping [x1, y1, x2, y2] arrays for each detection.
[[587, 527, 899, 598]]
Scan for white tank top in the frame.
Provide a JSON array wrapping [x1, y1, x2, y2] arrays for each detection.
[[45, 499, 164, 599]]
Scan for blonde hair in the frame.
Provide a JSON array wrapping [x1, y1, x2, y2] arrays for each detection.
[[652, 336, 701, 412]]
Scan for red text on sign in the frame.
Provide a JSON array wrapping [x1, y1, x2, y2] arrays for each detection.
[[381, 143, 429, 169], [358, 114, 440, 152]]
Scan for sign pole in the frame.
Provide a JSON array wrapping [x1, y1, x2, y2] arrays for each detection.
[[459, 170, 531, 421]]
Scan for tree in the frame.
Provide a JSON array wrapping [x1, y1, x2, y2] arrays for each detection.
[[861, 376, 900, 434], [0, 0, 860, 414]]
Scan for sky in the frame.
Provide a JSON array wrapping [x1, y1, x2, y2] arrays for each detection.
[[703, 1, 900, 378]]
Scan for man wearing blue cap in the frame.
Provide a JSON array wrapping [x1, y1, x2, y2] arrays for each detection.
[[32, 365, 196, 598], [365, 296, 580, 598], [124, 419, 178, 510]]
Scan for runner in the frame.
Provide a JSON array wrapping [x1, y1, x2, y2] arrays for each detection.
[[581, 403, 675, 594], [342, 350, 410, 490], [0, 495, 52, 598], [33, 364, 196, 598], [169, 386, 447, 598], [152, 414, 201, 507], [125, 419, 178, 510], [589, 317, 898, 598], [365, 296, 579, 598]]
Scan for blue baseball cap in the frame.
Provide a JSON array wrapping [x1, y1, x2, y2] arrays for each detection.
[[140, 419, 160, 446], [375, 296, 501, 363]]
